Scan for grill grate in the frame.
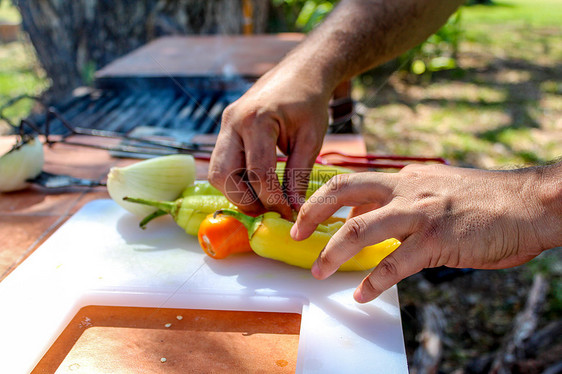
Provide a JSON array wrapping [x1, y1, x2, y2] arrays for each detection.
[[29, 84, 246, 137]]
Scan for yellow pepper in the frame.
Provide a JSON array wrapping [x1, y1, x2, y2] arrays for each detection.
[[275, 162, 352, 199], [275, 161, 353, 182], [215, 209, 401, 271]]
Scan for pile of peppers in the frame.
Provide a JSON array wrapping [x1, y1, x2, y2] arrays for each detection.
[[198, 209, 400, 271], [125, 164, 400, 272]]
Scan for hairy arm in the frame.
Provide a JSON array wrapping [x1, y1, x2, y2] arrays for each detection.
[[284, 0, 466, 91], [209, 0, 465, 216]]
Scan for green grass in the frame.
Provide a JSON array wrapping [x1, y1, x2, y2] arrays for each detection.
[[461, 1, 562, 63], [0, 0, 20, 23], [359, 0, 561, 169], [0, 41, 48, 131], [0, 1, 48, 133], [462, 0, 562, 26]]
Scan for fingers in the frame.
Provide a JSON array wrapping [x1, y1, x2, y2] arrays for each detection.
[[310, 204, 417, 280], [348, 203, 382, 219], [209, 129, 265, 216], [353, 240, 427, 303], [283, 139, 320, 212], [209, 80, 330, 219], [210, 107, 293, 218], [243, 119, 293, 219], [291, 172, 397, 241]]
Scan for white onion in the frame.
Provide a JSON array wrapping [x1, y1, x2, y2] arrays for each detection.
[[0, 137, 44, 192], [107, 154, 196, 216]]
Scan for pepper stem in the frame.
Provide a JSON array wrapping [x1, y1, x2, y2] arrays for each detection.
[[123, 197, 179, 216], [139, 209, 167, 229], [214, 209, 262, 239]]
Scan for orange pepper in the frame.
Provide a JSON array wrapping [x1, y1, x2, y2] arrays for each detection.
[[197, 213, 253, 259], [198, 211, 347, 261]]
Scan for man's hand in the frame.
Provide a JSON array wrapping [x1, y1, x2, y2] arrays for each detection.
[[208, 63, 331, 218], [291, 163, 562, 303], [208, 0, 466, 217]]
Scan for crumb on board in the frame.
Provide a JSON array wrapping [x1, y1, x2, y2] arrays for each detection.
[[176, 315, 183, 320], [164, 323, 172, 328], [160, 357, 167, 363]]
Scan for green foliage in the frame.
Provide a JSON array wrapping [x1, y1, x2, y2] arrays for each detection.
[[270, 1, 464, 76], [0, 0, 20, 23], [401, 9, 463, 76], [80, 60, 97, 86], [294, 1, 334, 32], [462, 0, 562, 27], [0, 1, 50, 133], [0, 34, 48, 131], [270, 0, 336, 32]]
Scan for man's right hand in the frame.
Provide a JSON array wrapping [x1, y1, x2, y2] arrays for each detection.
[[208, 63, 332, 218], [208, 0, 467, 218]]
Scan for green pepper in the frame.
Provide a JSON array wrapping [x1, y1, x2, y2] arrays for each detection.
[[128, 182, 225, 232], [124, 195, 237, 236], [181, 182, 223, 197]]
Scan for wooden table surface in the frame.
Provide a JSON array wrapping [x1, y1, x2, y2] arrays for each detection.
[[0, 133, 366, 373]]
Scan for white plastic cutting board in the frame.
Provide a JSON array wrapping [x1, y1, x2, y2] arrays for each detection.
[[0, 199, 407, 373]]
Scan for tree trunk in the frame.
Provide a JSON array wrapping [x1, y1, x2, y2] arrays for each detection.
[[15, 0, 269, 100]]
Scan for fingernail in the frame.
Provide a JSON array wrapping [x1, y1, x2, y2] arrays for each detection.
[[311, 261, 322, 279], [353, 288, 365, 303], [290, 224, 299, 240]]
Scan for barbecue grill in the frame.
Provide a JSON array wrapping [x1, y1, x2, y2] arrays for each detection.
[[11, 34, 355, 142], [32, 84, 244, 137]]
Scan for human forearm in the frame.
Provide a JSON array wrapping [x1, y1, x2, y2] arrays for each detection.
[[520, 161, 562, 252], [278, 0, 465, 93]]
